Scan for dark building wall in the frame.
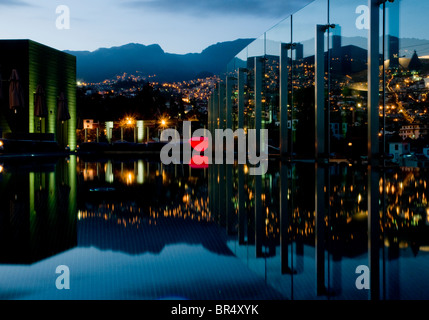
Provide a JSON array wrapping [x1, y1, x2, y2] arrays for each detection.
[[0, 40, 30, 135], [28, 40, 77, 150], [0, 40, 77, 151]]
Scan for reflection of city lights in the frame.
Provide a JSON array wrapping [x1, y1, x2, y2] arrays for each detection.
[[126, 172, 134, 185], [183, 194, 189, 203], [83, 168, 95, 181], [73, 156, 429, 248]]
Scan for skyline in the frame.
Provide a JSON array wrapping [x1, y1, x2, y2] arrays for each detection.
[[0, 0, 314, 54]]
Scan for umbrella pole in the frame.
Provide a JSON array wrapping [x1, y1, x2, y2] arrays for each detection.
[[61, 121, 64, 150], [65, 121, 68, 149], [14, 109, 17, 133]]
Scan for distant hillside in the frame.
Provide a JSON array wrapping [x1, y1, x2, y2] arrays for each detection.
[[65, 39, 255, 83], [66, 36, 429, 83]]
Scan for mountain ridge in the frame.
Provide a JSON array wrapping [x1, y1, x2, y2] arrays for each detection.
[[65, 36, 429, 84], [65, 39, 255, 83]]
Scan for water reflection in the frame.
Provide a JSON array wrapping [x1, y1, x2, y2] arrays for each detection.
[[211, 161, 429, 300], [77, 158, 227, 256], [0, 157, 77, 265], [1, 156, 429, 299]]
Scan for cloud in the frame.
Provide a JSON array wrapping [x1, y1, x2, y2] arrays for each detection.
[[0, 0, 33, 6], [124, 0, 314, 19]]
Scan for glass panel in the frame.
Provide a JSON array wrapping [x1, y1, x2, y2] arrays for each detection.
[[288, 0, 328, 299], [382, 0, 429, 300], [243, 34, 265, 131], [327, 0, 370, 300], [247, 34, 265, 59], [235, 48, 248, 71], [384, 0, 429, 146], [329, 0, 369, 158], [265, 17, 292, 149], [291, 0, 327, 157]]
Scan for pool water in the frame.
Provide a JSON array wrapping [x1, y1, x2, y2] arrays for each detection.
[[0, 155, 428, 300]]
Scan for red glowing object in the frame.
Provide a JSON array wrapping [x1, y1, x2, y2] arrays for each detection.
[[188, 137, 209, 169]]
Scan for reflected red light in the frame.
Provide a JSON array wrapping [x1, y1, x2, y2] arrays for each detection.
[[188, 137, 209, 169], [189, 156, 209, 169]]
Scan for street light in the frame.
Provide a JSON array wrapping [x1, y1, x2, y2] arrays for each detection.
[[158, 118, 168, 139], [120, 116, 136, 141]]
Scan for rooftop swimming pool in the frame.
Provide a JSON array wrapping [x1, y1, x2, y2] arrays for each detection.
[[0, 155, 428, 300]]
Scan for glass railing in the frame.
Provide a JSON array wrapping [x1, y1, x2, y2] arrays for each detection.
[[213, 0, 429, 161], [206, 0, 429, 301]]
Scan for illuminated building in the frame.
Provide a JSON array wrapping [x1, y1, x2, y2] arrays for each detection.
[[0, 40, 77, 151], [399, 124, 429, 140]]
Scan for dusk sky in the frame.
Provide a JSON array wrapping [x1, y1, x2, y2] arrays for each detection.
[[0, 0, 314, 54]]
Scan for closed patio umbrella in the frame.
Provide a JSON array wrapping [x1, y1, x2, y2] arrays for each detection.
[[34, 84, 47, 118], [9, 69, 24, 114], [57, 92, 70, 123], [34, 84, 47, 132], [57, 92, 70, 149]]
